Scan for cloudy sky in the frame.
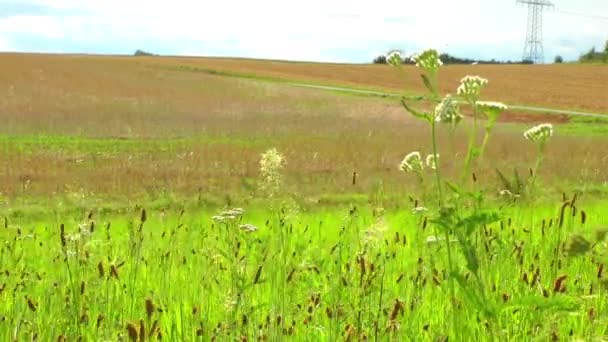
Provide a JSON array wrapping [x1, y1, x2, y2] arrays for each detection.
[[0, 0, 607, 63]]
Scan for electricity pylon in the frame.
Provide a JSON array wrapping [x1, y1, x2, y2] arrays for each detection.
[[517, 0, 554, 64]]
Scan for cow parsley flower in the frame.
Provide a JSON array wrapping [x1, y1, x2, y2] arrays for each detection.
[[239, 224, 258, 233], [457, 76, 488, 101], [411, 49, 443, 74], [524, 123, 553, 143], [399, 152, 424, 173], [386, 50, 403, 67], [434, 94, 462, 125]]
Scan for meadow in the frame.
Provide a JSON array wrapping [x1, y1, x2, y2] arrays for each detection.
[[0, 51, 607, 340]]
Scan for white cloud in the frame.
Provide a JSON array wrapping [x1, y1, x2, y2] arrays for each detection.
[[0, 37, 14, 51], [1, 0, 607, 62]]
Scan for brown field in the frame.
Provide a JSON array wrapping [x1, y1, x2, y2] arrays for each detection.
[[0, 53, 606, 205], [157, 55, 608, 113]]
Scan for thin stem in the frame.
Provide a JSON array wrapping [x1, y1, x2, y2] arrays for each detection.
[[462, 101, 479, 184], [427, 72, 457, 340], [529, 142, 546, 197]]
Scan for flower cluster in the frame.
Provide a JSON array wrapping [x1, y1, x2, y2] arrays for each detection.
[[457, 76, 488, 101], [386, 50, 403, 67], [400, 152, 438, 173], [212, 208, 245, 223], [524, 123, 553, 143], [260, 148, 285, 197], [435, 94, 462, 125], [399, 152, 423, 173], [239, 223, 258, 233], [411, 49, 443, 74]]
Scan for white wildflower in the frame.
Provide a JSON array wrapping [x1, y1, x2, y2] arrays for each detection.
[[457, 76, 488, 100], [399, 152, 424, 173], [476, 101, 507, 111], [499, 189, 513, 197], [260, 148, 285, 197], [524, 123, 553, 143], [79, 223, 92, 238], [212, 215, 225, 223], [434, 94, 462, 125], [412, 206, 428, 214], [411, 49, 443, 74], [476, 101, 508, 122], [425, 235, 459, 244], [239, 224, 258, 233], [425, 154, 438, 170], [362, 218, 388, 247], [425, 235, 443, 244], [386, 50, 403, 67]]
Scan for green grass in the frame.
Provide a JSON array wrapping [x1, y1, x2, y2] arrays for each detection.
[[1, 199, 607, 340]]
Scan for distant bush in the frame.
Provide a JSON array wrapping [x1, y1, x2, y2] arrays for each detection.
[[373, 55, 387, 64], [579, 42, 608, 63], [554, 55, 563, 64], [134, 49, 157, 57]]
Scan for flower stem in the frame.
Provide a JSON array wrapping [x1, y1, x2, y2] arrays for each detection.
[[428, 75, 457, 340], [462, 103, 479, 184]]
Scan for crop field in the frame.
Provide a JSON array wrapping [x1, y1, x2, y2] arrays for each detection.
[[0, 52, 608, 340]]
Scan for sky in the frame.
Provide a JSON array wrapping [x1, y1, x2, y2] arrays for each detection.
[[0, 0, 607, 63]]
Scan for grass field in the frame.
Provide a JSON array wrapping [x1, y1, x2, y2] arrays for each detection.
[[1, 52, 608, 340]]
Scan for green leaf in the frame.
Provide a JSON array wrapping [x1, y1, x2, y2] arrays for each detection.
[[455, 211, 500, 236], [400, 98, 430, 122], [444, 181, 463, 196], [420, 74, 435, 94]]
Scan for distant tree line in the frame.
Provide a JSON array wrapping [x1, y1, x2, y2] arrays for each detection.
[[133, 49, 157, 57], [373, 52, 533, 65], [578, 40, 608, 63]]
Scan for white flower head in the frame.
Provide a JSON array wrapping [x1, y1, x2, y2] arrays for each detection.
[[411, 49, 443, 74], [499, 189, 513, 197], [476, 101, 507, 111], [425, 235, 458, 244], [457, 76, 488, 101], [239, 223, 258, 233], [524, 123, 553, 143], [260, 148, 285, 197], [362, 218, 388, 247], [399, 151, 424, 173], [434, 94, 462, 125], [476, 101, 507, 121], [386, 50, 403, 67], [213, 208, 246, 224], [412, 206, 428, 214], [425, 154, 438, 170]]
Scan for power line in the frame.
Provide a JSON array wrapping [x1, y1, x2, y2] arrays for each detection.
[[556, 10, 608, 21]]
